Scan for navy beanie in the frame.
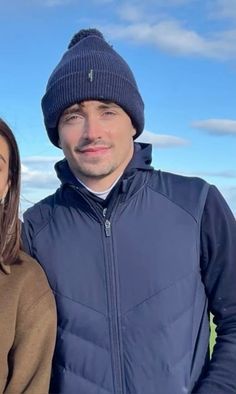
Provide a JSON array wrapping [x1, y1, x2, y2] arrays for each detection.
[[41, 28, 144, 147]]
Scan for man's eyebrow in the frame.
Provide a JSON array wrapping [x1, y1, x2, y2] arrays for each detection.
[[62, 101, 120, 116], [62, 105, 81, 116], [97, 102, 120, 109], [0, 154, 6, 164]]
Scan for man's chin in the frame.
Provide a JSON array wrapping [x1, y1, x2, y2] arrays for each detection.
[[73, 165, 114, 179]]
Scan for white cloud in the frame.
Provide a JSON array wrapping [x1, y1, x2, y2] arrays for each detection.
[[191, 119, 236, 136], [137, 129, 189, 147], [22, 156, 62, 164], [20, 156, 61, 213], [21, 164, 60, 190], [102, 21, 236, 60], [3, 1, 236, 61], [21, 157, 61, 190]]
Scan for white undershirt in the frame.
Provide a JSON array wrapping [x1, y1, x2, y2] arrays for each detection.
[[77, 175, 122, 200]]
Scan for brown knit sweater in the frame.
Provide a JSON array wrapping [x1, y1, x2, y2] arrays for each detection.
[[0, 251, 57, 394]]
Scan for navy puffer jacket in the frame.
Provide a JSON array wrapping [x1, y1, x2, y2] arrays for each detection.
[[23, 143, 236, 394]]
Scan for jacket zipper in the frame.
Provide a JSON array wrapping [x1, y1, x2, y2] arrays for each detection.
[[103, 212, 124, 394], [70, 185, 124, 393], [104, 219, 111, 237]]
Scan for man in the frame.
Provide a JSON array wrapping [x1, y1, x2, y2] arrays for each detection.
[[22, 28, 236, 394]]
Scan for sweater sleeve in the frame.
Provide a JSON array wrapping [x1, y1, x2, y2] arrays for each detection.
[[4, 289, 57, 394], [193, 185, 236, 393]]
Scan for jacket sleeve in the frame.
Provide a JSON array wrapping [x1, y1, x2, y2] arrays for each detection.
[[4, 290, 57, 394], [193, 185, 236, 394], [21, 221, 33, 256]]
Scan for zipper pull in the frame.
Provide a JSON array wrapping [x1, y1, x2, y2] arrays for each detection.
[[104, 219, 111, 237]]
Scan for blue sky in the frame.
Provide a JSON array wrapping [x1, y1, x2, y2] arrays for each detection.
[[0, 0, 235, 215]]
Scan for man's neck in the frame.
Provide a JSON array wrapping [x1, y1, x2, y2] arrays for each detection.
[[77, 175, 122, 199], [77, 174, 122, 192]]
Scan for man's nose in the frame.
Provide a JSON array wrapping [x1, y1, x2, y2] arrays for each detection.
[[83, 115, 101, 140]]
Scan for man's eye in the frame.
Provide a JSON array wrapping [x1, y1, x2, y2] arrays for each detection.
[[64, 114, 81, 123], [103, 111, 116, 116], [68, 114, 79, 120]]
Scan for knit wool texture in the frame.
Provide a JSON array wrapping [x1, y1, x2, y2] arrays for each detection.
[[41, 30, 145, 147]]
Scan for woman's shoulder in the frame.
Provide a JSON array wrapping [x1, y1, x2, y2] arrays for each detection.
[[18, 250, 46, 273], [0, 251, 55, 328], [16, 250, 49, 281], [8, 251, 53, 309]]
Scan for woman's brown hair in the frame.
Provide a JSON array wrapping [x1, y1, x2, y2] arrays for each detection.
[[0, 118, 21, 267]]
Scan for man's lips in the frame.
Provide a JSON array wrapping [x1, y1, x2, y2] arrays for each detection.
[[77, 146, 111, 154]]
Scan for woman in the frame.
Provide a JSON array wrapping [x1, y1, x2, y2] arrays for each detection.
[[0, 118, 56, 393]]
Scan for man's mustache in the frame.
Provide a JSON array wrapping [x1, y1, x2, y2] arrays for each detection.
[[74, 140, 111, 152]]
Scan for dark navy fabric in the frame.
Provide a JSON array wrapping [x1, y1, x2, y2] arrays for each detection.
[[22, 143, 236, 394]]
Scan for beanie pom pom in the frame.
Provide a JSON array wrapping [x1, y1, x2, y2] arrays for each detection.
[[68, 28, 104, 49]]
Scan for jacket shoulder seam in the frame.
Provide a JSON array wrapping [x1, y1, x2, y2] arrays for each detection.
[[146, 172, 209, 223], [25, 193, 59, 241]]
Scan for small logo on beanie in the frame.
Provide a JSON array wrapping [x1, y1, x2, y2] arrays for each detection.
[[88, 69, 94, 82]]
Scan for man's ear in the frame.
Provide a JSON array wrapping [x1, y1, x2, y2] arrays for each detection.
[[132, 128, 136, 138]]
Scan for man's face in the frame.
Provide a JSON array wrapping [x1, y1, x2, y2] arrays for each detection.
[[58, 100, 136, 190]]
